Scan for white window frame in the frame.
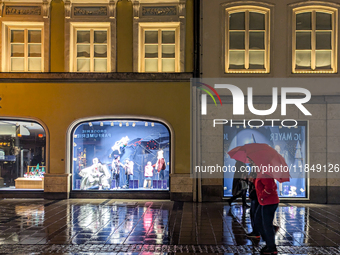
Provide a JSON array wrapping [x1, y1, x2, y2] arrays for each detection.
[[225, 6, 270, 73], [138, 22, 180, 73], [292, 6, 337, 73], [70, 22, 111, 72], [2, 22, 44, 72]]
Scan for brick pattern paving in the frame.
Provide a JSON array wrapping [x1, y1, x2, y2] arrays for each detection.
[[0, 199, 339, 254]]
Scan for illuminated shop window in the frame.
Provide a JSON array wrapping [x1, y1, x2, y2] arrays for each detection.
[[0, 120, 46, 190], [70, 23, 110, 72], [139, 23, 180, 72], [223, 121, 307, 199], [6, 26, 43, 72], [292, 7, 337, 73], [225, 6, 270, 73], [71, 119, 170, 191]]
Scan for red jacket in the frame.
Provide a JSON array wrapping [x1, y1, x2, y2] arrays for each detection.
[[255, 175, 280, 206]]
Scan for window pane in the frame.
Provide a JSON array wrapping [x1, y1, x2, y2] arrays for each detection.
[[229, 32, 245, 49], [229, 50, 245, 69], [229, 12, 245, 30], [162, 31, 175, 43], [94, 45, 107, 57], [77, 59, 90, 72], [316, 32, 331, 49], [296, 12, 311, 30], [28, 30, 41, 43], [162, 45, 175, 58], [11, 44, 24, 57], [11, 30, 24, 43], [162, 59, 175, 72], [249, 32, 264, 49], [94, 31, 107, 43], [249, 51, 265, 69], [28, 44, 41, 57], [77, 45, 90, 58], [316, 51, 331, 69], [145, 45, 158, 58], [28, 58, 41, 71], [94, 59, 107, 72], [316, 12, 332, 30], [296, 32, 311, 49], [11, 58, 24, 71], [295, 51, 311, 69], [249, 12, 265, 30], [145, 59, 158, 72], [77, 31, 90, 43], [145, 31, 158, 43]]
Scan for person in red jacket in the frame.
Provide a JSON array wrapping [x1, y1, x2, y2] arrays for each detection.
[[254, 169, 279, 255]]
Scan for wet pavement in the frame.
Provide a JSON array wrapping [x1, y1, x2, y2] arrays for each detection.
[[0, 199, 340, 254]]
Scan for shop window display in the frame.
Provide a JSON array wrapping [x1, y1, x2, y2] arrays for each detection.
[[71, 120, 170, 191], [0, 120, 46, 190], [223, 121, 307, 198]]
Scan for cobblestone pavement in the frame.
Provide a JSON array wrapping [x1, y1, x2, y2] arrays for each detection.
[[0, 199, 340, 254]]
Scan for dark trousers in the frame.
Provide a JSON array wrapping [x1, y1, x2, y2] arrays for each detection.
[[126, 174, 132, 187], [228, 189, 247, 205], [254, 203, 278, 249], [112, 173, 119, 188], [250, 199, 260, 234]]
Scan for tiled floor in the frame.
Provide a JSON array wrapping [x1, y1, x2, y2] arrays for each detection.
[[0, 199, 340, 254]]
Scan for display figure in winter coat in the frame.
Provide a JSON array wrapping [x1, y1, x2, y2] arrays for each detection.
[[153, 150, 166, 180], [111, 155, 123, 189], [123, 159, 134, 188]]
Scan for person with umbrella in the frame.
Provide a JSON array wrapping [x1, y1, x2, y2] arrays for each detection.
[[253, 164, 280, 255], [227, 160, 249, 208], [228, 143, 289, 255]]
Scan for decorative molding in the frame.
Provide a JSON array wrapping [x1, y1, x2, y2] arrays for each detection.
[[108, 0, 116, 19], [0, 1, 3, 18], [74, 6, 107, 16], [178, 0, 185, 19], [65, 0, 71, 18], [5, 5, 41, 15], [132, 0, 140, 19], [141, 6, 176, 16], [42, 0, 50, 18]]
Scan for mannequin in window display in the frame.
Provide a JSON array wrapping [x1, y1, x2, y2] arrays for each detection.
[[79, 158, 110, 190], [143, 161, 154, 188], [153, 149, 166, 181], [111, 155, 123, 189], [123, 158, 134, 189], [111, 136, 130, 154]]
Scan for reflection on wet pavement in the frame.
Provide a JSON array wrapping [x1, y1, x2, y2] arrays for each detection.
[[0, 199, 340, 254]]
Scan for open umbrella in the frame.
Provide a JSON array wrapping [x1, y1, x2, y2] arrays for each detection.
[[228, 143, 290, 183]]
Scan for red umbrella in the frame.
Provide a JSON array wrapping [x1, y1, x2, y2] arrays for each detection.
[[228, 143, 290, 183]]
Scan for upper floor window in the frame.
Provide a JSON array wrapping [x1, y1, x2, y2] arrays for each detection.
[[139, 23, 180, 72], [225, 6, 270, 73], [10, 28, 43, 72], [70, 23, 111, 72], [2, 23, 44, 72], [292, 7, 337, 73]]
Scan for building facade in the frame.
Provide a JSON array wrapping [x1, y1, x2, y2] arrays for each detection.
[[193, 0, 340, 203], [0, 0, 194, 201]]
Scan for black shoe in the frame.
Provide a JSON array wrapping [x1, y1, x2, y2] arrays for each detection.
[[261, 246, 278, 255], [246, 232, 260, 239]]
